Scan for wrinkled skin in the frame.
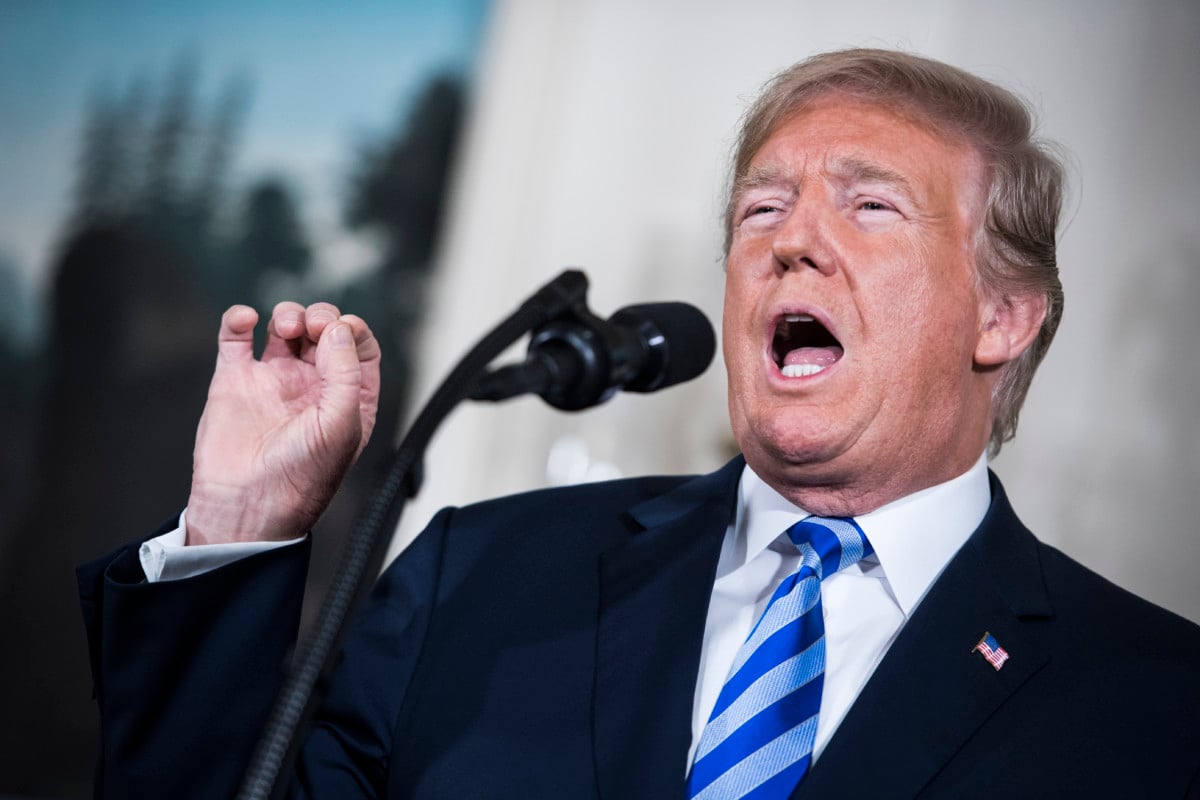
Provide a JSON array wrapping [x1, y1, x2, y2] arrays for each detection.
[[185, 301, 381, 544], [723, 96, 1045, 516]]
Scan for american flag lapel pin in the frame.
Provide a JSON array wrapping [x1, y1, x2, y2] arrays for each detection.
[[972, 631, 1010, 671]]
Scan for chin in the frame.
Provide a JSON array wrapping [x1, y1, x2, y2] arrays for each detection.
[[735, 407, 851, 476]]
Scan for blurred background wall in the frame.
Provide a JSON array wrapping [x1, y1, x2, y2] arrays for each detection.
[[1, 0, 1197, 797]]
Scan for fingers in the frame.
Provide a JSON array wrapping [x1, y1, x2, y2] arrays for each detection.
[[270, 301, 307, 338], [260, 303, 380, 439], [263, 301, 305, 360], [314, 320, 366, 445], [339, 314, 383, 366], [341, 315, 383, 450], [313, 313, 383, 454], [303, 302, 342, 342], [264, 301, 341, 362], [216, 305, 259, 362]]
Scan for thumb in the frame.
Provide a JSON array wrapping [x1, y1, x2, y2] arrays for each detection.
[[315, 321, 365, 437]]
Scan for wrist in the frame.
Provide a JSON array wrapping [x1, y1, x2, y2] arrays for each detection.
[[185, 482, 313, 545]]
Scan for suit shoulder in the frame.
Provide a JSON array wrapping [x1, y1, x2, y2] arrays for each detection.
[[441, 472, 702, 535], [392, 472, 700, 565], [1034, 537, 1200, 655], [396, 460, 740, 588], [472, 472, 695, 512]]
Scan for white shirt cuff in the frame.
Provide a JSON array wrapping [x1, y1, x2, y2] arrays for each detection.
[[139, 508, 305, 583]]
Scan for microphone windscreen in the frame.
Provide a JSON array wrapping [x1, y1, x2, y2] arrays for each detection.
[[610, 302, 716, 392]]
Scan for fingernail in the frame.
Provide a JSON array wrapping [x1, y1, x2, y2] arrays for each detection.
[[330, 323, 353, 348]]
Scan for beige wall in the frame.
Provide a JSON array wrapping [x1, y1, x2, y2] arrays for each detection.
[[394, 0, 1200, 624]]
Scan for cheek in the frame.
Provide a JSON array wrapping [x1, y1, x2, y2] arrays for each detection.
[[726, 233, 776, 282], [721, 265, 759, 345], [720, 281, 747, 389], [721, 275, 762, 413], [883, 238, 978, 336]]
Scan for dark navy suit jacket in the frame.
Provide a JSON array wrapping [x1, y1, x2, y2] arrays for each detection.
[[78, 458, 1200, 798]]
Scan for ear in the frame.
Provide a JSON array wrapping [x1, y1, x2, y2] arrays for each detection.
[[974, 291, 1047, 367]]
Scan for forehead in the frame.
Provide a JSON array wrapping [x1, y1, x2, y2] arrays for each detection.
[[743, 96, 985, 204]]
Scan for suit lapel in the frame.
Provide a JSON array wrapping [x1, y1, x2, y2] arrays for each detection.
[[796, 475, 1054, 799], [592, 458, 743, 800]]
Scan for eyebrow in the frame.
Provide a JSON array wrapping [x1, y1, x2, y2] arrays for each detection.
[[731, 165, 796, 203], [830, 157, 915, 199], [734, 157, 917, 205]]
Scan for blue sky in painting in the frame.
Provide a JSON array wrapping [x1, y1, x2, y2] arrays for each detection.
[[0, 0, 489, 338]]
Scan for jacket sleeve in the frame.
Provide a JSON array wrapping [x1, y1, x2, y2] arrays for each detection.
[[77, 507, 451, 799], [77, 514, 311, 799]]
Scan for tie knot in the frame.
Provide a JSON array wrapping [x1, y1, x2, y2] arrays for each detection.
[[785, 516, 873, 581]]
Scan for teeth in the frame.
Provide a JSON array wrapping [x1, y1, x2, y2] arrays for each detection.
[[781, 363, 827, 378], [783, 314, 814, 323]]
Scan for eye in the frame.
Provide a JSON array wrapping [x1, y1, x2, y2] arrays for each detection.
[[858, 200, 894, 212], [738, 201, 783, 227], [735, 185, 796, 227]]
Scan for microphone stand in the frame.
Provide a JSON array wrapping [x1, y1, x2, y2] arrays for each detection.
[[236, 269, 590, 800]]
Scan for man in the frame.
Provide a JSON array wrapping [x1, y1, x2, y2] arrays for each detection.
[[79, 49, 1200, 798]]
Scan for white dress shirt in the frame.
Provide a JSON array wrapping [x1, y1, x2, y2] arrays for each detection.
[[689, 453, 991, 770], [139, 508, 303, 583], [144, 454, 991, 776]]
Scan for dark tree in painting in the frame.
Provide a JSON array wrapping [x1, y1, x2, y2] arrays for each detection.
[[0, 54, 468, 796]]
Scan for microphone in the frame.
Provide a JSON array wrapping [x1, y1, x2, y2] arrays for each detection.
[[469, 301, 716, 410]]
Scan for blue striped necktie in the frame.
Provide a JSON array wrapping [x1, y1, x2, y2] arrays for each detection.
[[686, 516, 873, 800]]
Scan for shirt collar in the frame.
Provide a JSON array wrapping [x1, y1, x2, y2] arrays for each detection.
[[731, 452, 991, 616]]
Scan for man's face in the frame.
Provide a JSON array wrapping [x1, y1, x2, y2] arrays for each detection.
[[723, 95, 998, 513]]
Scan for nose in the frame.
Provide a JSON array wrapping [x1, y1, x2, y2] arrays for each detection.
[[771, 193, 837, 277]]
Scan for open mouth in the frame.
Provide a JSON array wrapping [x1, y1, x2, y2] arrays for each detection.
[[771, 314, 844, 378]]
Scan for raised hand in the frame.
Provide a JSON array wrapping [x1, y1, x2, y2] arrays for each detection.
[[184, 302, 382, 545]]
